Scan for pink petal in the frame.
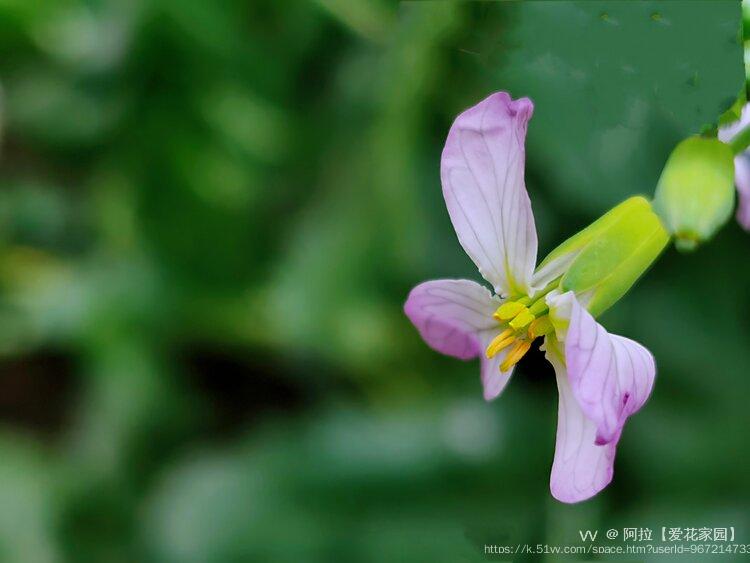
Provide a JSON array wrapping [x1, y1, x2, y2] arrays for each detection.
[[735, 156, 750, 231], [553, 292, 655, 445], [404, 279, 497, 359], [404, 279, 514, 400], [544, 291, 656, 503], [546, 342, 618, 503], [481, 351, 514, 402], [441, 92, 538, 297], [718, 105, 750, 231]]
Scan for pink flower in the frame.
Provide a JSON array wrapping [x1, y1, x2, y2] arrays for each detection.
[[404, 92, 655, 503]]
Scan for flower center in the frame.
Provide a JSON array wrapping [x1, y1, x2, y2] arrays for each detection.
[[485, 290, 555, 372]]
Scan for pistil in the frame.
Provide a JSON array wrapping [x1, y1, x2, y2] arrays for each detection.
[[528, 316, 553, 339]]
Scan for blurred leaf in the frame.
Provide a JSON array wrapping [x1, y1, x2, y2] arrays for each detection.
[[462, 0, 744, 212], [313, 0, 394, 41], [0, 435, 59, 563], [141, 399, 559, 562], [4, 67, 124, 147]]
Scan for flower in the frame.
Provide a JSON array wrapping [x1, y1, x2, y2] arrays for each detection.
[[404, 92, 663, 503], [718, 103, 750, 231]]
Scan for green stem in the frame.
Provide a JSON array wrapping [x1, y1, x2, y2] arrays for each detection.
[[729, 122, 750, 155]]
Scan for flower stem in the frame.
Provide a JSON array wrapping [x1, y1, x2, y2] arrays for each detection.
[[729, 123, 750, 155]]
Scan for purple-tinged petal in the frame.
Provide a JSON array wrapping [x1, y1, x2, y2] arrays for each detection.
[[718, 104, 750, 231], [543, 291, 656, 503], [481, 352, 514, 402], [404, 279, 498, 360], [441, 92, 538, 297], [547, 291, 655, 446], [735, 155, 750, 231], [404, 280, 514, 400], [545, 340, 617, 503]]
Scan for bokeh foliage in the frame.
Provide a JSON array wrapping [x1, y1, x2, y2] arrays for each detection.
[[0, 1, 747, 561]]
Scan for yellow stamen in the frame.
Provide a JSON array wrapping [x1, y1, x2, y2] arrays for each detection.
[[528, 316, 553, 339], [500, 340, 532, 372], [494, 301, 526, 322], [509, 309, 535, 331], [485, 328, 515, 358]]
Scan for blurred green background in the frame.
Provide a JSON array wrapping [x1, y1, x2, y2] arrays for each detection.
[[0, 0, 748, 561]]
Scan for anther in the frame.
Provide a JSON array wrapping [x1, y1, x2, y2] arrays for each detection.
[[485, 328, 515, 358], [494, 301, 527, 322], [509, 309, 535, 330], [500, 340, 532, 372]]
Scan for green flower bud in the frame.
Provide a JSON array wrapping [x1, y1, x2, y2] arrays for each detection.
[[536, 196, 652, 273], [537, 196, 669, 317], [653, 136, 735, 251]]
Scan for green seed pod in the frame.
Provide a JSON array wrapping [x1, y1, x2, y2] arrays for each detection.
[[653, 136, 735, 251]]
